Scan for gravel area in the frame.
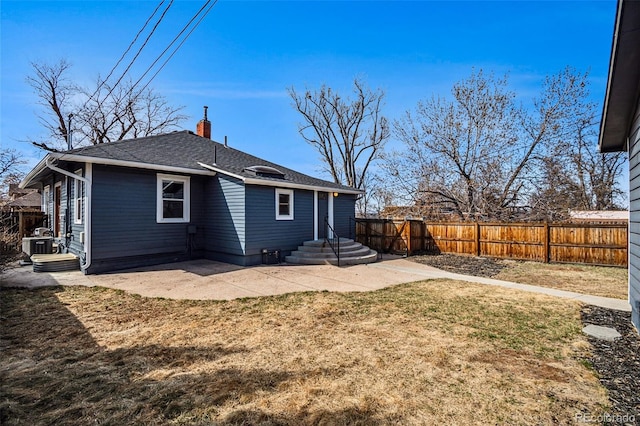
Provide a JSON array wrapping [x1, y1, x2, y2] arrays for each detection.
[[410, 253, 507, 277], [412, 253, 639, 424], [581, 306, 639, 424]]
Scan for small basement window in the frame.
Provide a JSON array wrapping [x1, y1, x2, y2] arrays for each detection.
[[157, 174, 190, 223], [275, 188, 294, 220]]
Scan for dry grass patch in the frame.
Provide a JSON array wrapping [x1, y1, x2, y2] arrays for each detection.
[[494, 261, 628, 299], [1, 281, 608, 425]]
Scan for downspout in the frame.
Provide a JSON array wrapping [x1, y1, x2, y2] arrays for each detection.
[[45, 157, 92, 272]]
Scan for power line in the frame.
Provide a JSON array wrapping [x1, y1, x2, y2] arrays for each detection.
[[102, 0, 217, 123], [82, 0, 168, 109], [133, 0, 218, 96], [90, 0, 174, 110], [78, 0, 174, 136], [72, 0, 217, 147]]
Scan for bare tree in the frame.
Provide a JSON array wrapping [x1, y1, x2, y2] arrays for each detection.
[[389, 70, 520, 219], [75, 78, 187, 144], [384, 68, 622, 221], [289, 78, 389, 190], [25, 60, 74, 149], [0, 149, 25, 183], [0, 149, 26, 258], [26, 59, 187, 151], [529, 112, 626, 219]]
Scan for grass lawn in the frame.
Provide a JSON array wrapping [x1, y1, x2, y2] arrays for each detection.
[[494, 261, 628, 300], [0, 280, 608, 425]]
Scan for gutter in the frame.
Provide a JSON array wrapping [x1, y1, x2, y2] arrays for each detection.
[[44, 157, 93, 273], [57, 153, 216, 176], [598, 0, 624, 152], [20, 153, 215, 189], [19, 155, 50, 189]]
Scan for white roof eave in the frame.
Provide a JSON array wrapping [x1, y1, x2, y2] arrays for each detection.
[[197, 162, 363, 195]]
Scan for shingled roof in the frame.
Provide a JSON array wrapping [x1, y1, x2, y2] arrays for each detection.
[[23, 131, 361, 194]]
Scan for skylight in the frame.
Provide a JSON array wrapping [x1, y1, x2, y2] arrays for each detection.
[[244, 165, 285, 179]]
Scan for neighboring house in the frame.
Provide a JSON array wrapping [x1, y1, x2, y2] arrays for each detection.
[[568, 210, 629, 222], [1, 184, 44, 239], [20, 110, 363, 274], [1, 184, 41, 212], [598, 0, 640, 332]]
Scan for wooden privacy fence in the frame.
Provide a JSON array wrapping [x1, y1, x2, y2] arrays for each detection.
[[355, 219, 628, 267]]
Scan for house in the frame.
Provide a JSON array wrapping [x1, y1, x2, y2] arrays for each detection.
[[19, 109, 371, 274], [1, 184, 44, 241], [568, 210, 629, 223], [1, 184, 41, 213], [598, 0, 640, 332]]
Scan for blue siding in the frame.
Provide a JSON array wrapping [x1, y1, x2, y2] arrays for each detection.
[[28, 147, 364, 272], [204, 175, 246, 263], [88, 165, 207, 273], [317, 192, 328, 239], [333, 193, 357, 239], [37, 168, 87, 258], [628, 97, 640, 331], [41, 177, 57, 237], [59, 177, 68, 240], [245, 186, 314, 263]]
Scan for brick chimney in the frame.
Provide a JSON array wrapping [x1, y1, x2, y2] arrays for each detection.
[[196, 106, 211, 139]]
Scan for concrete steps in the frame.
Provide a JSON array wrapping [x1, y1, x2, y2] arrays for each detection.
[[285, 238, 378, 266]]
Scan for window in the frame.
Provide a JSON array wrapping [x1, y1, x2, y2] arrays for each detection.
[[74, 170, 83, 224], [157, 174, 190, 223], [275, 188, 294, 220], [43, 186, 50, 215]]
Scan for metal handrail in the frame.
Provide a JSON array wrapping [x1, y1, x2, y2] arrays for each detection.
[[324, 217, 340, 266], [349, 216, 356, 240]]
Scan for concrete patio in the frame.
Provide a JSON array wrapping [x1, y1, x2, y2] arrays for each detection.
[[1, 255, 631, 311]]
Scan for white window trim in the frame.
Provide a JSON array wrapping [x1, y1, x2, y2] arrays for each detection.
[[43, 185, 50, 215], [54, 181, 62, 237], [275, 188, 294, 221], [157, 173, 190, 223], [74, 169, 83, 224]]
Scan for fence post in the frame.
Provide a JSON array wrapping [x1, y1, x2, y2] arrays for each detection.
[[404, 220, 411, 256], [543, 222, 550, 263], [475, 222, 481, 257]]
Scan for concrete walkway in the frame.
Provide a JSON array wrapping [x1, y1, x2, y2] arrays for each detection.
[[0, 256, 631, 311]]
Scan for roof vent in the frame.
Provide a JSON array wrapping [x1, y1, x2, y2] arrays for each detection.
[[244, 165, 285, 179]]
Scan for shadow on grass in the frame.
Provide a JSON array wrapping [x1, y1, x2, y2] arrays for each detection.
[[0, 287, 386, 425], [221, 406, 384, 426]]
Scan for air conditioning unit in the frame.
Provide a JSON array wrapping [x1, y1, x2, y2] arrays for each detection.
[[22, 237, 53, 256]]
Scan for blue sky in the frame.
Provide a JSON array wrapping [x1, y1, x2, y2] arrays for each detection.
[[1, 0, 619, 182]]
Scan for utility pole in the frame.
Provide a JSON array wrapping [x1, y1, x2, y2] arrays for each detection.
[[67, 113, 73, 150]]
